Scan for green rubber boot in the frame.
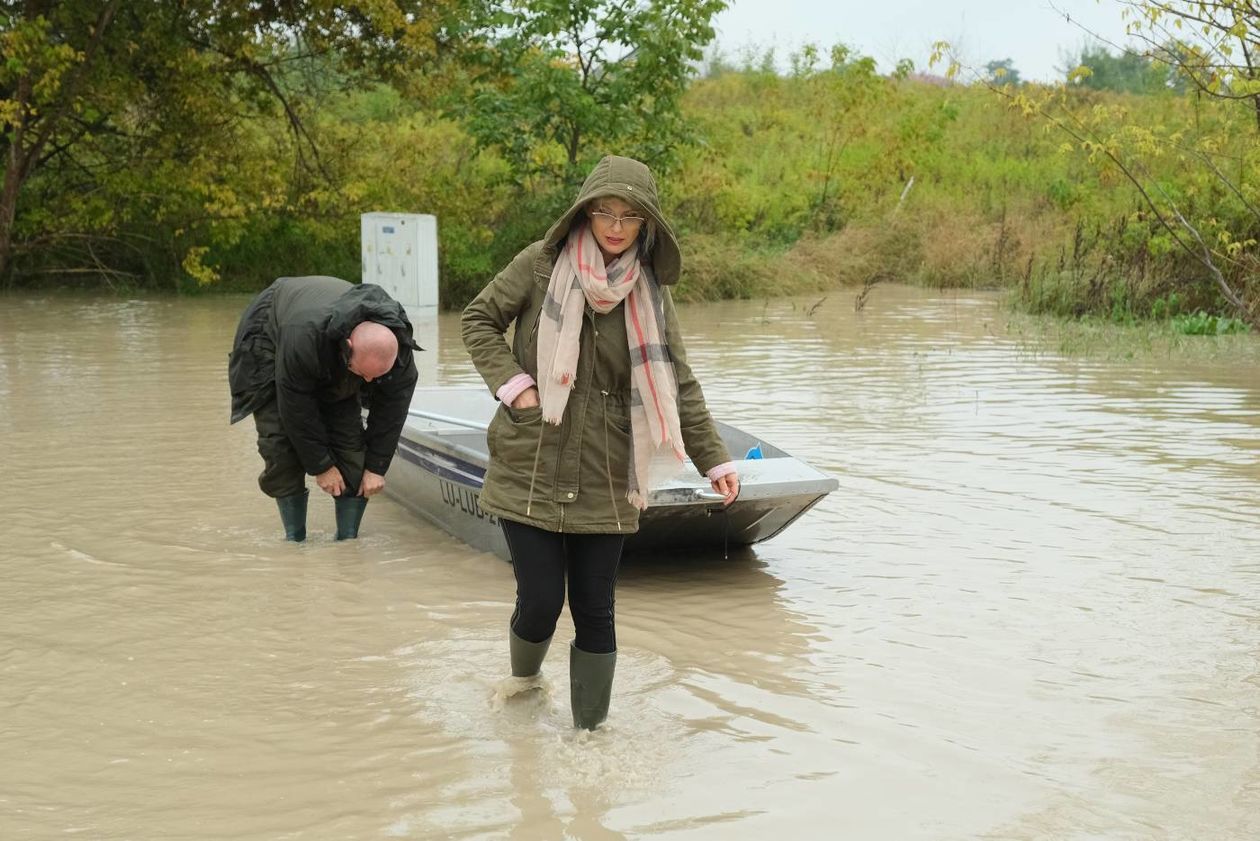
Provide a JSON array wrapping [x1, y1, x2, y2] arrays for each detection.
[[510, 627, 552, 678], [569, 643, 616, 730], [334, 495, 368, 540], [276, 490, 308, 542]]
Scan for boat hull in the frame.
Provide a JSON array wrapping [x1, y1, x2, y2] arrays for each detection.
[[386, 387, 838, 560]]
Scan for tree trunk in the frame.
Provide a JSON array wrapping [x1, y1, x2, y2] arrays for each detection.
[[0, 162, 24, 285], [0, 78, 33, 286]]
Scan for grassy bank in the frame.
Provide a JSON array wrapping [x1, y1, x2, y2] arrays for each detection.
[[667, 71, 1256, 329]]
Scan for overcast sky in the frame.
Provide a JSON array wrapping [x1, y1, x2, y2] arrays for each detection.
[[711, 0, 1137, 81]]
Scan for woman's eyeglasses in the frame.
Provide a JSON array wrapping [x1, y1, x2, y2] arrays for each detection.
[[589, 210, 645, 230]]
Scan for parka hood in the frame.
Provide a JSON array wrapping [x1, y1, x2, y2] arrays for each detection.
[[326, 283, 421, 350], [541, 155, 682, 285]]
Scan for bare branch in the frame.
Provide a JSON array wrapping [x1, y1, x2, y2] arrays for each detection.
[[1166, 200, 1256, 324], [24, 0, 125, 178], [1196, 150, 1260, 224], [246, 60, 333, 182], [179, 33, 334, 182]]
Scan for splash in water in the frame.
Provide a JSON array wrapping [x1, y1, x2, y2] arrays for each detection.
[[490, 674, 553, 712]]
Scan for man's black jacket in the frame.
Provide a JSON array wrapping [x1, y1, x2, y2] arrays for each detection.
[[228, 276, 420, 476]]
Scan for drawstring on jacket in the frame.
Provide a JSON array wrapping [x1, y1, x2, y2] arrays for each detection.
[[601, 390, 622, 533], [525, 419, 545, 518]]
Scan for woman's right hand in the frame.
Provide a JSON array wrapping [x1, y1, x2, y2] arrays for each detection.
[[513, 387, 540, 409]]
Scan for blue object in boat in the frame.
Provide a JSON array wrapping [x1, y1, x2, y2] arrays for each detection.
[[745, 443, 764, 460]]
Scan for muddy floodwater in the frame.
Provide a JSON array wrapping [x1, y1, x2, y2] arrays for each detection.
[[2, 286, 1258, 840]]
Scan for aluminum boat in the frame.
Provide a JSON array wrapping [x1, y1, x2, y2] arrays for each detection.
[[386, 385, 838, 559]]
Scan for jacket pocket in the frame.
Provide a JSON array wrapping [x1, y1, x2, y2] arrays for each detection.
[[504, 404, 543, 425], [602, 391, 632, 435], [488, 403, 544, 476], [606, 407, 631, 436]]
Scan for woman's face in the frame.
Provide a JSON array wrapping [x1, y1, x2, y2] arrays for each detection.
[[587, 196, 645, 260]]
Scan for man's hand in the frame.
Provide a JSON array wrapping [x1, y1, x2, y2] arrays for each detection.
[[315, 466, 346, 497], [712, 472, 740, 506], [512, 387, 540, 409], [359, 470, 386, 498]]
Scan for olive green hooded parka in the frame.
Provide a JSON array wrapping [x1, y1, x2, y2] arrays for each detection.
[[461, 156, 730, 534]]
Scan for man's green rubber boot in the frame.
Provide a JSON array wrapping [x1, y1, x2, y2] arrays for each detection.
[[334, 495, 368, 540], [276, 490, 308, 542]]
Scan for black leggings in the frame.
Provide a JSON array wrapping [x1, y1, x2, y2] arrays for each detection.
[[500, 519, 625, 654]]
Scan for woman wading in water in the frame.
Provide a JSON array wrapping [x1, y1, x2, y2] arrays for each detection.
[[462, 155, 738, 729]]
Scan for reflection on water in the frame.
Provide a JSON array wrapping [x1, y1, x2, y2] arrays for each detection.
[[1, 287, 1257, 839]]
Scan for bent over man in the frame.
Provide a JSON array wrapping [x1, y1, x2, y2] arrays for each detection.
[[228, 276, 419, 541]]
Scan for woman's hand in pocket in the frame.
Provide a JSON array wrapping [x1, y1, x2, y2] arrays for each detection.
[[513, 387, 540, 410]]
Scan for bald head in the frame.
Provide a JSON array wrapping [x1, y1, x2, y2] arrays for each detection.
[[346, 321, 398, 382]]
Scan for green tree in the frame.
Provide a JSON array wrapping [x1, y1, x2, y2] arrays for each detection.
[[984, 58, 1022, 86], [0, 0, 470, 287], [452, 0, 728, 184], [1062, 43, 1179, 93], [804, 45, 886, 230]]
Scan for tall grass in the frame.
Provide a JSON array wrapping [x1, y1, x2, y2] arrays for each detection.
[[192, 71, 1254, 326]]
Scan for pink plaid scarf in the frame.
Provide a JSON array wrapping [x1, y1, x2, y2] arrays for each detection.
[[537, 223, 685, 510]]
